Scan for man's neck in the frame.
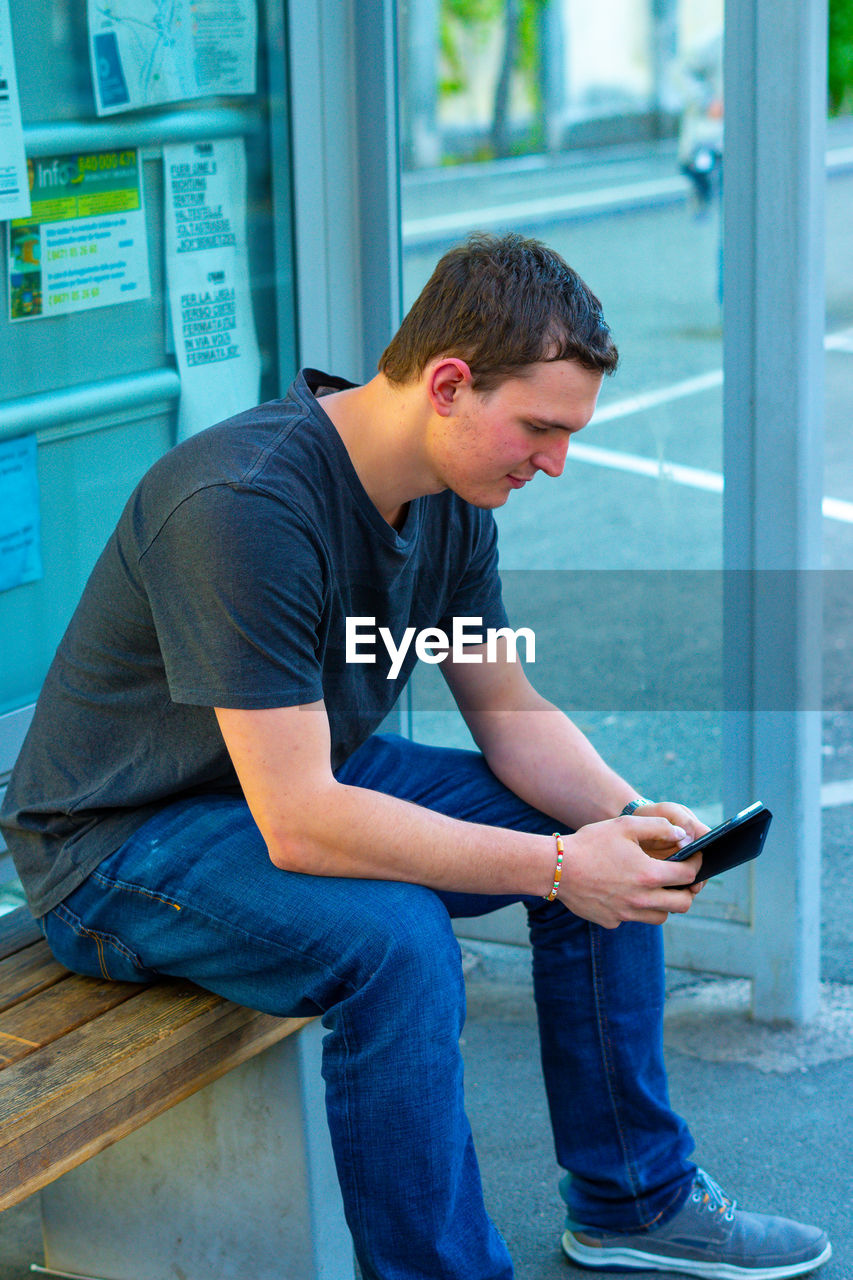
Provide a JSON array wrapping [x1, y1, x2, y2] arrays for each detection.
[[319, 375, 439, 527]]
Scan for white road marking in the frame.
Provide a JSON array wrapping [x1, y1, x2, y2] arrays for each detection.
[[825, 328, 853, 353], [574, 331, 853, 523], [593, 370, 723, 424], [821, 778, 853, 809], [569, 441, 723, 493]]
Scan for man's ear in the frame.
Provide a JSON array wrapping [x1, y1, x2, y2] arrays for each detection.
[[427, 358, 473, 416]]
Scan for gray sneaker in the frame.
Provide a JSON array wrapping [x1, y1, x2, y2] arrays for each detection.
[[561, 1169, 831, 1279]]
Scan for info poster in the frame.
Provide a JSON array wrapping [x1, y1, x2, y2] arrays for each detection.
[[8, 148, 150, 322], [0, 435, 42, 593], [88, 0, 257, 116], [0, 0, 30, 219], [163, 138, 260, 440]]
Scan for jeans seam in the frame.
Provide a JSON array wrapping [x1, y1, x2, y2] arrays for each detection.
[[333, 1003, 368, 1259], [90, 869, 182, 913], [589, 923, 647, 1222], [90, 867, 361, 998], [644, 1182, 691, 1232], [52, 901, 144, 980]]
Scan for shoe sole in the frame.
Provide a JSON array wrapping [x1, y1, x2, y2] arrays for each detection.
[[562, 1230, 833, 1279]]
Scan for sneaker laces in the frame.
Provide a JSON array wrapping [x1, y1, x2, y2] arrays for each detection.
[[692, 1169, 737, 1222]]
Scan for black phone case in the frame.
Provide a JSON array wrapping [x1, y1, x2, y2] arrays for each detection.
[[666, 803, 772, 884]]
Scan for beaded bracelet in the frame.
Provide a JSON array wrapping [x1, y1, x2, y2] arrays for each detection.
[[544, 833, 564, 901]]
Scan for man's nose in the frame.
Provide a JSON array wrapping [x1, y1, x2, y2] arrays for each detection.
[[532, 436, 570, 478]]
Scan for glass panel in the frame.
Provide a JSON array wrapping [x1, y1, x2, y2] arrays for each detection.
[[0, 0, 296, 903], [0, 0, 296, 715], [397, 0, 725, 831], [823, 89, 853, 880]]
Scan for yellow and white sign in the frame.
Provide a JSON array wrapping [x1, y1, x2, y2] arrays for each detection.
[[8, 148, 150, 321]]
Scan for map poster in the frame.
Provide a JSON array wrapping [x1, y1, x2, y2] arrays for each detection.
[[8, 148, 150, 321], [0, 0, 30, 220], [88, 0, 257, 116], [163, 137, 261, 440], [0, 435, 42, 594]]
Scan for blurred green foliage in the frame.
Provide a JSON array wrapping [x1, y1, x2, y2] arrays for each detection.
[[829, 0, 853, 114], [439, 0, 500, 96], [440, 0, 546, 154], [440, 0, 544, 95], [441, 0, 853, 138]]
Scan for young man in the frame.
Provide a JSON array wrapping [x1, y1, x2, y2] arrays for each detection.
[[1, 234, 831, 1280]]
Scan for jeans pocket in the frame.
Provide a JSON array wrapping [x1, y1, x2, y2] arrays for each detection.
[[44, 900, 156, 983]]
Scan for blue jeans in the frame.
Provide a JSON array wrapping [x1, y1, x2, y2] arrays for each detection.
[[42, 734, 695, 1280]]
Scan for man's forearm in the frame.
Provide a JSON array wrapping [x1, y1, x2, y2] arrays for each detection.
[[469, 694, 641, 831], [264, 771, 698, 932], [265, 776, 558, 896], [216, 701, 699, 929]]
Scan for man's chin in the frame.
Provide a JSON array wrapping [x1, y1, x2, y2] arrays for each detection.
[[466, 493, 508, 510], [444, 480, 512, 509]]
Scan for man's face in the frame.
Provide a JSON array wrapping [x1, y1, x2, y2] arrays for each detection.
[[426, 359, 603, 508]]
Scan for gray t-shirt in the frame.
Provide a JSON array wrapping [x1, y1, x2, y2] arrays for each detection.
[[1, 369, 507, 917]]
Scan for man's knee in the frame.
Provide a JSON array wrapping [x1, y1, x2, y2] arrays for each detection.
[[340, 881, 466, 1024]]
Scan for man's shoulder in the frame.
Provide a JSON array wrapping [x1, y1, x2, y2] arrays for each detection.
[[177, 369, 327, 466], [141, 369, 347, 505]]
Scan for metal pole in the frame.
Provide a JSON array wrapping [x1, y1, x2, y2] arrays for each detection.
[[722, 0, 827, 1022], [287, 0, 402, 381]]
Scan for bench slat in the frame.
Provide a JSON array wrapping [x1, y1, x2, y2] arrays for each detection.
[[0, 981, 224, 1134], [0, 906, 316, 1217], [0, 907, 43, 961], [0, 941, 68, 1014], [0, 988, 308, 1210], [0, 971, 142, 1067]]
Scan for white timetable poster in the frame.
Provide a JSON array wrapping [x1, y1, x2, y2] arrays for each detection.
[[164, 138, 260, 440]]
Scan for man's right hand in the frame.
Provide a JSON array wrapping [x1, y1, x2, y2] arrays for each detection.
[[556, 816, 702, 928]]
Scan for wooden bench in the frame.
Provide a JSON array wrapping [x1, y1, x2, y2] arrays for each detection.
[[0, 904, 354, 1279], [0, 703, 354, 1280]]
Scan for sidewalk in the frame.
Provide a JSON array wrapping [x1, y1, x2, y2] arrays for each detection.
[[462, 956, 851, 1279], [401, 115, 853, 247]]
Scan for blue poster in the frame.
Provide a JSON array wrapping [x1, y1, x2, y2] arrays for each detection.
[[0, 434, 42, 592], [93, 31, 130, 110]]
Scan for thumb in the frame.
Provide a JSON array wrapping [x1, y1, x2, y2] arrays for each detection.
[[626, 816, 690, 846]]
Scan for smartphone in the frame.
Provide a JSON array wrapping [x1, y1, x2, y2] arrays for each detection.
[[666, 801, 772, 885]]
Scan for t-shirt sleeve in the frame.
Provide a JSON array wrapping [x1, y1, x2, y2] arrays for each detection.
[[137, 484, 327, 709], [438, 508, 509, 635]]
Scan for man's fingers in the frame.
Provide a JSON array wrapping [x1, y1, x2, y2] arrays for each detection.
[[627, 890, 694, 924], [623, 815, 689, 844], [650, 850, 703, 887], [632, 910, 670, 926], [659, 887, 697, 915]]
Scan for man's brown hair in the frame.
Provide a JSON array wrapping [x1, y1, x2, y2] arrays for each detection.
[[380, 232, 618, 390]]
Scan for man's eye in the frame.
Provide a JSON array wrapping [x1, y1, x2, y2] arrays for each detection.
[[525, 422, 548, 434]]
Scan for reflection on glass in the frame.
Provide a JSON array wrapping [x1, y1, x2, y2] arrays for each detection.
[[824, 60, 853, 791], [397, 0, 725, 833]]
